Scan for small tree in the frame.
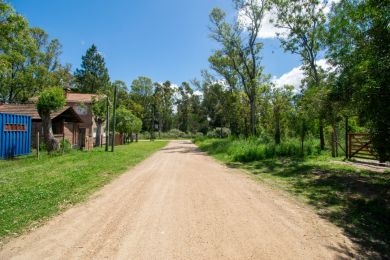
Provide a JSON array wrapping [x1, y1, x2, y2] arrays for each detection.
[[91, 96, 107, 146], [130, 114, 142, 142], [36, 87, 66, 153], [115, 107, 142, 144]]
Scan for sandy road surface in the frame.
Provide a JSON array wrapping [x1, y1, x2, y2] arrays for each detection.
[[0, 141, 356, 259]]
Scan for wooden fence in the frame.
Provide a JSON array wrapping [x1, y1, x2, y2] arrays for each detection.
[[348, 133, 377, 160]]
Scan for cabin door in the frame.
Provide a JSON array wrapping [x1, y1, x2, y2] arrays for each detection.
[[78, 128, 86, 149]]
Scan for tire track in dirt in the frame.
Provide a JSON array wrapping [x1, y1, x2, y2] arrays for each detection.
[[0, 141, 357, 259]]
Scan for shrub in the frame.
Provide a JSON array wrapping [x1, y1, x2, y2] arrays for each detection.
[[197, 137, 322, 162], [165, 129, 185, 138], [207, 127, 231, 138], [39, 142, 46, 151], [59, 139, 72, 153]]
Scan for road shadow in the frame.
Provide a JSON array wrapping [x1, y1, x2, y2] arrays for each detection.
[[237, 159, 390, 258]]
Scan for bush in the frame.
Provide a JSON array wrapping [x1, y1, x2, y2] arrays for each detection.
[[138, 129, 204, 140], [138, 132, 152, 140], [39, 142, 46, 151], [59, 139, 72, 153], [196, 137, 321, 162], [193, 132, 204, 138], [165, 129, 185, 138], [207, 127, 231, 138]]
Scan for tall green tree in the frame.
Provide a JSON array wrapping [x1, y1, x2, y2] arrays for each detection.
[[0, 1, 67, 102], [175, 82, 192, 133], [130, 76, 154, 132], [74, 44, 110, 93], [326, 0, 390, 162], [270, 85, 294, 144], [209, 0, 269, 135], [270, 0, 329, 149], [153, 81, 175, 135]]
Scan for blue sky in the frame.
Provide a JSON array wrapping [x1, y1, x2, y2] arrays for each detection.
[[9, 0, 302, 88]]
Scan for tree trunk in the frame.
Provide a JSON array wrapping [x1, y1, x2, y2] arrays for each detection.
[[159, 118, 162, 139], [39, 111, 59, 153], [95, 119, 103, 147], [250, 99, 256, 136], [301, 120, 306, 156], [319, 119, 325, 150], [274, 108, 281, 145], [136, 133, 139, 142]]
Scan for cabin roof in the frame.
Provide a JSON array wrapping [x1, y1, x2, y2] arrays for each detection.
[[0, 104, 83, 123]]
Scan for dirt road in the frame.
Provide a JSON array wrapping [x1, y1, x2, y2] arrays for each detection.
[[0, 141, 356, 259]]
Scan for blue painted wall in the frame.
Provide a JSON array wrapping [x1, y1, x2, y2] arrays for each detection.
[[0, 113, 32, 159]]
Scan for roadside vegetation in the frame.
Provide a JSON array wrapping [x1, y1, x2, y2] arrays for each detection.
[[195, 138, 390, 257], [1, 0, 389, 256], [0, 141, 167, 241], [1, 0, 388, 161]]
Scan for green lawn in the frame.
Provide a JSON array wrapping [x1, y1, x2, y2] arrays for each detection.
[[0, 141, 167, 241], [195, 138, 390, 258]]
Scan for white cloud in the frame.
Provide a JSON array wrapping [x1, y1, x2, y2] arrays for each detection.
[[272, 66, 305, 90], [259, 8, 288, 39], [316, 59, 333, 71], [238, 5, 287, 39], [238, 0, 339, 39], [193, 90, 203, 96], [272, 59, 332, 90], [170, 83, 180, 90]]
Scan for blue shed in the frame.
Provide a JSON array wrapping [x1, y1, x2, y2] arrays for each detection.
[[0, 113, 32, 159]]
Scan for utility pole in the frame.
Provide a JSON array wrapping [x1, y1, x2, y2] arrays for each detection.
[[111, 84, 118, 152], [105, 96, 110, 152]]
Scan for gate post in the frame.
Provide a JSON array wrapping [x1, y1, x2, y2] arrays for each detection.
[[331, 132, 336, 157], [345, 117, 349, 160]]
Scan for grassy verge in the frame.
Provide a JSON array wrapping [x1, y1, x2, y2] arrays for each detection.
[[195, 138, 390, 258], [0, 141, 167, 241]]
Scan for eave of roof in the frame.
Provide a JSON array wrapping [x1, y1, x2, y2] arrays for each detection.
[[0, 104, 83, 123]]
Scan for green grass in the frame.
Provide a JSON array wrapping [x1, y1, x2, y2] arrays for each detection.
[[0, 141, 167, 241], [195, 138, 390, 258], [194, 137, 322, 162]]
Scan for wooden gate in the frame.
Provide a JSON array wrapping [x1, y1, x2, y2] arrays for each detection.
[[348, 133, 377, 160]]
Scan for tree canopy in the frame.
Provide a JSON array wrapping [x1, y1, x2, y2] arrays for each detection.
[[74, 44, 110, 94]]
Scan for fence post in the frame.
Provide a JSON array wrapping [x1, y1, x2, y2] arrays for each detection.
[[335, 129, 339, 157], [348, 134, 352, 160], [62, 132, 65, 155], [37, 131, 40, 160], [105, 96, 110, 152], [111, 84, 117, 152], [345, 117, 349, 159]]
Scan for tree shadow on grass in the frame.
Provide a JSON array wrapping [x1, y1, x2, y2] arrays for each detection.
[[246, 159, 390, 258]]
